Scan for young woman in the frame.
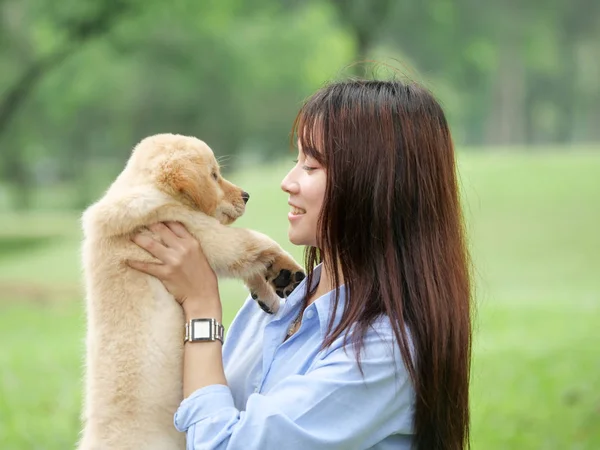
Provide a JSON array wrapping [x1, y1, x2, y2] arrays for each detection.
[[129, 79, 472, 449]]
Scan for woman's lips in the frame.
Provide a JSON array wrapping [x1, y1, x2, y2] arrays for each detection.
[[288, 203, 306, 221]]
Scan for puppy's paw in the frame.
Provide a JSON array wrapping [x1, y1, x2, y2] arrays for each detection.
[[265, 256, 305, 299], [250, 291, 278, 314], [245, 277, 280, 315]]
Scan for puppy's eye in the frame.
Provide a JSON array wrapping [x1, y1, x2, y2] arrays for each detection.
[[212, 172, 218, 181]]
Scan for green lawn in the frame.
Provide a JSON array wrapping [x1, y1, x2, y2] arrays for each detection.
[[1, 150, 599, 449]]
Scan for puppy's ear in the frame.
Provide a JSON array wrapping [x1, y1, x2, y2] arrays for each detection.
[[157, 160, 217, 215]]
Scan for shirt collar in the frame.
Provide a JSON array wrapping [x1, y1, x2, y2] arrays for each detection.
[[312, 284, 347, 339]]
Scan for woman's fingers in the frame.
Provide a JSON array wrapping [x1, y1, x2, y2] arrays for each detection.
[[148, 222, 182, 249], [131, 232, 172, 261], [164, 222, 208, 261], [164, 221, 193, 240], [131, 221, 208, 270], [125, 260, 167, 279]]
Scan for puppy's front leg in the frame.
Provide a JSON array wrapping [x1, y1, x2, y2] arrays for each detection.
[[189, 225, 305, 312]]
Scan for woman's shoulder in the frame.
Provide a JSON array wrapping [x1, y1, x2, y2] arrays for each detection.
[[311, 314, 414, 403]]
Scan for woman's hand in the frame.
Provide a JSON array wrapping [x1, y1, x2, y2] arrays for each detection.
[[127, 221, 221, 318]]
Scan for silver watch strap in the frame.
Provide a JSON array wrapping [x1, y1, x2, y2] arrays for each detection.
[[184, 318, 224, 343]]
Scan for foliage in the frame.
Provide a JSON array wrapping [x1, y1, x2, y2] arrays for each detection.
[[1, 0, 599, 209]]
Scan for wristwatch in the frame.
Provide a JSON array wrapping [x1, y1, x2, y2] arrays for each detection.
[[184, 318, 224, 344]]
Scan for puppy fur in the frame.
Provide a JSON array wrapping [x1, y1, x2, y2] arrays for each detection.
[[78, 134, 304, 450]]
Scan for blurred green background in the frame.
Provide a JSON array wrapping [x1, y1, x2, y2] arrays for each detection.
[[1, 1, 599, 449]]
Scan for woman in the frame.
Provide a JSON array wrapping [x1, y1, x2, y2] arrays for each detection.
[[128, 79, 472, 449]]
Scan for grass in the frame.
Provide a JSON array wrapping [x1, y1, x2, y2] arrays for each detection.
[[1, 149, 599, 449]]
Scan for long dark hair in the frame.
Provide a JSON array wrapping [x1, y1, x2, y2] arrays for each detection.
[[292, 80, 472, 450]]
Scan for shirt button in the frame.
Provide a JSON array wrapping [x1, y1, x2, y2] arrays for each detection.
[[305, 310, 315, 319], [254, 386, 260, 393]]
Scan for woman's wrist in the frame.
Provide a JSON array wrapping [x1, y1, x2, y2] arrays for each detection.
[[182, 296, 223, 322]]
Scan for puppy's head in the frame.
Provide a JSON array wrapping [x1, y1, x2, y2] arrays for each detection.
[[128, 134, 248, 224]]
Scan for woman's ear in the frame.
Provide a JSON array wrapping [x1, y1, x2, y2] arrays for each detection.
[[156, 160, 218, 215]]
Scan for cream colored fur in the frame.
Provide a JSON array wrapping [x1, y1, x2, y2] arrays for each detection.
[[78, 134, 303, 450]]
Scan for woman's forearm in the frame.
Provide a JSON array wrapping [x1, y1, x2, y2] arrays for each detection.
[[183, 298, 227, 398]]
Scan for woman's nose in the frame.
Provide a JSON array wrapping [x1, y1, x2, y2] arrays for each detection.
[[281, 171, 298, 194]]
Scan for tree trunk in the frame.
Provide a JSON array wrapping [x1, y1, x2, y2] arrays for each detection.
[[3, 146, 34, 210], [484, 40, 526, 145], [554, 30, 577, 143]]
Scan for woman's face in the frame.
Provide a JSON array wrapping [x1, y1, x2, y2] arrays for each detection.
[[280, 142, 326, 248]]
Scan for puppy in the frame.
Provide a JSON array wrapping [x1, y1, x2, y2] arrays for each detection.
[[78, 134, 304, 450]]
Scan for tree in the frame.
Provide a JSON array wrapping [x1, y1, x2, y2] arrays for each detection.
[[328, 0, 395, 73], [0, 0, 136, 209], [0, 0, 135, 136]]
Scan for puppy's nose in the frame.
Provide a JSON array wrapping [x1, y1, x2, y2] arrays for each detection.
[[241, 191, 250, 204]]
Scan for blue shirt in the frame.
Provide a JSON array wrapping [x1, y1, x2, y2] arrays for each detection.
[[174, 265, 415, 449]]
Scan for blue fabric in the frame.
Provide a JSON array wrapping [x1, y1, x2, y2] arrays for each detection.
[[174, 265, 415, 449]]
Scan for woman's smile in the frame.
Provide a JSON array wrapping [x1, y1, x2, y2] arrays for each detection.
[[288, 203, 307, 220]]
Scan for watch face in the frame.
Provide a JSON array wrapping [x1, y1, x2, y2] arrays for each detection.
[[192, 320, 211, 339]]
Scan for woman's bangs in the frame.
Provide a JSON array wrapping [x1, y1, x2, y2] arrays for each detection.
[[293, 106, 325, 165]]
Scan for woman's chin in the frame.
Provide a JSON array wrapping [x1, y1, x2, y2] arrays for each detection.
[[288, 234, 303, 246], [288, 231, 316, 247]]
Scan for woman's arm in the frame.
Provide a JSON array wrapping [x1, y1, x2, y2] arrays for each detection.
[[174, 329, 414, 450], [181, 300, 227, 398]]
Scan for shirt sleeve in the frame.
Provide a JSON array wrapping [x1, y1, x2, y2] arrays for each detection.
[[173, 330, 414, 450]]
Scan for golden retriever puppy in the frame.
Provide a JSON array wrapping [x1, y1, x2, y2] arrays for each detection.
[[77, 134, 304, 450]]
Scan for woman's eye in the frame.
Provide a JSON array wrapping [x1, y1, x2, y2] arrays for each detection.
[[302, 165, 316, 172]]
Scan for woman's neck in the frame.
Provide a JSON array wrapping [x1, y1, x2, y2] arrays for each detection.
[[307, 261, 342, 306]]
